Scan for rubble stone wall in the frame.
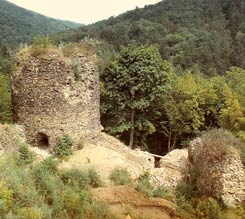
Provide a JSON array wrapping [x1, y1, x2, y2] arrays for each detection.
[[189, 138, 245, 207], [11, 47, 101, 147]]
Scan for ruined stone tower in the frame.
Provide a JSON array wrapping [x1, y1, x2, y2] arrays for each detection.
[[11, 45, 101, 147]]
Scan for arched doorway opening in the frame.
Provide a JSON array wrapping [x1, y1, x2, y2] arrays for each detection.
[[37, 132, 49, 148]]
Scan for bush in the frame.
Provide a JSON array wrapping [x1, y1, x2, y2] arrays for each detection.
[[0, 154, 112, 219], [52, 135, 73, 159], [199, 128, 241, 160], [33, 36, 51, 48], [223, 206, 245, 219], [136, 172, 154, 197], [70, 58, 81, 80], [17, 144, 34, 165], [109, 168, 132, 186], [81, 202, 116, 219], [0, 73, 11, 123], [176, 182, 198, 201], [153, 185, 170, 199], [40, 157, 58, 174], [62, 42, 95, 57], [77, 141, 85, 150], [195, 197, 223, 219], [87, 168, 104, 188], [238, 142, 245, 166], [0, 180, 14, 214], [176, 196, 195, 217], [60, 168, 90, 189], [31, 36, 52, 57]]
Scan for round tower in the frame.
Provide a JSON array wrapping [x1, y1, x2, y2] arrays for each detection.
[[11, 45, 101, 147]]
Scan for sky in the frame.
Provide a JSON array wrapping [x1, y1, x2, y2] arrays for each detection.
[[8, 0, 162, 24]]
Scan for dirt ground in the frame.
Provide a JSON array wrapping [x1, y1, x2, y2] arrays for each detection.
[[92, 185, 179, 219], [59, 132, 155, 183]]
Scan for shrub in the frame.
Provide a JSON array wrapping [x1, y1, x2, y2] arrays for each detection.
[[31, 157, 58, 187], [175, 182, 198, 201], [198, 128, 241, 160], [17, 143, 34, 165], [31, 36, 51, 57], [195, 197, 222, 219], [40, 157, 58, 174], [62, 42, 95, 57], [0, 154, 113, 219], [33, 36, 51, 48], [176, 195, 195, 217], [81, 202, 116, 219], [78, 189, 92, 204], [60, 168, 90, 189], [238, 142, 245, 166], [0, 73, 11, 123], [17, 207, 47, 219], [136, 172, 154, 197], [63, 188, 86, 215], [70, 58, 81, 80], [109, 168, 132, 186], [0, 180, 13, 214], [153, 185, 170, 199], [52, 135, 73, 158], [87, 168, 104, 188], [223, 206, 245, 219], [77, 141, 85, 150]]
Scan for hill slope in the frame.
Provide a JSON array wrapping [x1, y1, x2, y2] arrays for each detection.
[[54, 0, 245, 75], [0, 0, 80, 46]]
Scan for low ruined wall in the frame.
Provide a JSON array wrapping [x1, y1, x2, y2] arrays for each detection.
[[189, 138, 245, 207], [11, 46, 101, 147]]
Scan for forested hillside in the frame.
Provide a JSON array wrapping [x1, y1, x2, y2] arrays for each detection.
[[0, 0, 80, 47], [54, 0, 245, 75], [0, 1, 245, 218], [0, 0, 245, 154]]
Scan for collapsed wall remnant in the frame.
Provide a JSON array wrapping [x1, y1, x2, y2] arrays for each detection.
[[11, 45, 101, 147], [189, 138, 245, 207], [150, 149, 189, 189]]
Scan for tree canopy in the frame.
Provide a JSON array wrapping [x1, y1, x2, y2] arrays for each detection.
[[101, 44, 171, 148]]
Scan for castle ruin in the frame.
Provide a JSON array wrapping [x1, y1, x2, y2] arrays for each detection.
[[11, 45, 101, 148]]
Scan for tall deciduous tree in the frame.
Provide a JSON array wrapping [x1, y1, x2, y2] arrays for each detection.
[[158, 73, 205, 151], [101, 44, 171, 148]]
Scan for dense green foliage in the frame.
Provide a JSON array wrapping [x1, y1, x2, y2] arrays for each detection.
[[0, 1, 244, 218], [0, 73, 11, 123], [53, 0, 245, 75], [0, 155, 114, 219], [17, 144, 34, 165], [52, 135, 73, 159], [0, 0, 80, 47], [101, 43, 245, 153], [109, 168, 133, 186], [49, 0, 245, 153], [0, 0, 244, 155], [101, 44, 171, 148]]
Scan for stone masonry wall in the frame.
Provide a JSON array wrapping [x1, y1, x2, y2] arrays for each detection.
[[189, 138, 245, 207], [11, 46, 101, 147]]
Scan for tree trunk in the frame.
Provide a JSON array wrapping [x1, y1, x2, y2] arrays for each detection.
[[128, 109, 135, 149], [167, 132, 172, 152], [171, 134, 177, 151]]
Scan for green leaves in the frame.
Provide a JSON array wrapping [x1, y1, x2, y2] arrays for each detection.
[[101, 44, 171, 147], [0, 73, 11, 123], [52, 135, 73, 159]]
